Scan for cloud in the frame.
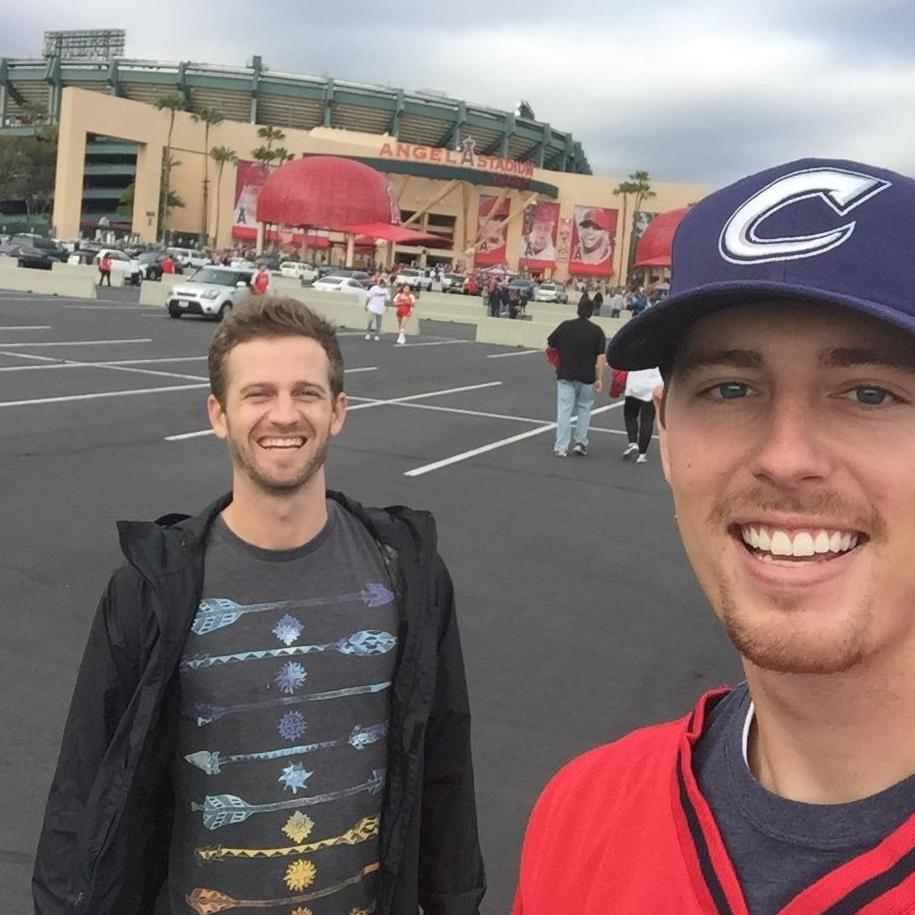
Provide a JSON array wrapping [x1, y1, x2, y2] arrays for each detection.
[[3, 0, 915, 184]]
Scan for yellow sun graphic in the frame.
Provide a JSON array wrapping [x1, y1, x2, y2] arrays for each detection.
[[282, 812, 315, 844], [284, 857, 318, 891]]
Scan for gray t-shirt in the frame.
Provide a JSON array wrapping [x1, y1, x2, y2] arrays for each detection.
[[694, 682, 915, 914], [157, 501, 397, 914]]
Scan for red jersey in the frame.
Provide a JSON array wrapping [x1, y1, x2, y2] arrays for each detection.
[[252, 269, 269, 294], [161, 257, 175, 274], [99, 255, 111, 272], [513, 690, 915, 914]]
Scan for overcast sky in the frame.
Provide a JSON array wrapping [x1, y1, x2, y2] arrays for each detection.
[[3, 0, 914, 185]]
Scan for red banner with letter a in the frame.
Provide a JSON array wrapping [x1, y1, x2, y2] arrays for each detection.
[[474, 195, 510, 266], [569, 205, 618, 277]]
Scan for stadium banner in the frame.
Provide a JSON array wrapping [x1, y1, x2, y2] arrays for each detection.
[[569, 205, 618, 276], [519, 201, 560, 272], [474, 195, 511, 266], [629, 209, 659, 265], [556, 217, 574, 262]]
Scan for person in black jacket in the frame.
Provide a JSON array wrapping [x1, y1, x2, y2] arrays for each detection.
[[32, 297, 485, 915]]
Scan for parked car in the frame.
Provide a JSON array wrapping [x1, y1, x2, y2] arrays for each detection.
[[441, 273, 466, 293], [394, 267, 433, 290], [508, 278, 538, 304], [255, 254, 282, 271], [16, 244, 57, 270], [166, 266, 253, 320], [322, 268, 371, 287], [279, 261, 320, 284], [312, 275, 369, 307], [5, 233, 69, 264], [229, 256, 255, 270], [92, 249, 142, 285], [167, 247, 210, 271], [136, 251, 167, 281], [534, 282, 570, 304]]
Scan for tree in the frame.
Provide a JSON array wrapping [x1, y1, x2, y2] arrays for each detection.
[[154, 92, 186, 242], [0, 126, 58, 229], [117, 181, 183, 220], [209, 145, 238, 248], [250, 127, 288, 251], [191, 107, 223, 246], [613, 170, 655, 282]]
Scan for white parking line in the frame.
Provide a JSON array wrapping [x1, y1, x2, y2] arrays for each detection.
[[0, 325, 51, 331], [63, 305, 147, 310], [0, 383, 209, 409], [165, 381, 502, 441], [400, 340, 471, 347], [486, 349, 541, 358], [404, 402, 624, 477], [0, 338, 152, 348]]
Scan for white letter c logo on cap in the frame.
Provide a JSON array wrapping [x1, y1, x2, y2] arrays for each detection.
[[719, 167, 891, 265]]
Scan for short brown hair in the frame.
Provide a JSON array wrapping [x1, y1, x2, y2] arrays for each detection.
[[208, 297, 344, 405]]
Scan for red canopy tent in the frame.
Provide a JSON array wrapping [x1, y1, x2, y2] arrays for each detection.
[[633, 207, 689, 268]]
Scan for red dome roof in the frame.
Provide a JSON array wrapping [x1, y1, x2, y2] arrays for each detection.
[[257, 156, 399, 230], [633, 207, 689, 268]]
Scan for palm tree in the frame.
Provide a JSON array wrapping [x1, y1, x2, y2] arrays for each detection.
[[613, 170, 655, 282], [191, 107, 224, 246], [209, 145, 238, 248], [155, 92, 186, 242]]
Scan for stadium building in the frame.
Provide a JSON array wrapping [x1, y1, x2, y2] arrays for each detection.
[[0, 48, 706, 281]]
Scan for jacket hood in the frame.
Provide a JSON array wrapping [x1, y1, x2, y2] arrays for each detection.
[[116, 491, 436, 582]]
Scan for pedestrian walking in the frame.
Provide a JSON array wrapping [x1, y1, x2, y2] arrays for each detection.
[[591, 290, 604, 316], [547, 297, 606, 457], [620, 367, 663, 463], [33, 296, 485, 915], [487, 279, 503, 318], [97, 252, 112, 287], [364, 277, 389, 340], [514, 156, 915, 914], [161, 253, 176, 274], [250, 263, 270, 296], [394, 283, 415, 344]]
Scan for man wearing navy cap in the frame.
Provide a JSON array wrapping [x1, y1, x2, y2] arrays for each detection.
[[513, 159, 915, 914]]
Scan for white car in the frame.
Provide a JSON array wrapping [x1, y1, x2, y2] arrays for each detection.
[[534, 282, 570, 304], [279, 261, 319, 284], [394, 267, 433, 291], [87, 249, 141, 285], [312, 275, 369, 307], [167, 247, 210, 271], [166, 266, 253, 320], [229, 256, 255, 270]]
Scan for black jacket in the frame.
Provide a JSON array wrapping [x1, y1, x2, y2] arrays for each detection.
[[32, 492, 485, 914]]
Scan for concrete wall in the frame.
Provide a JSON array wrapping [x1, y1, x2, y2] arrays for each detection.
[[52, 261, 127, 287], [139, 274, 184, 306], [0, 263, 97, 298]]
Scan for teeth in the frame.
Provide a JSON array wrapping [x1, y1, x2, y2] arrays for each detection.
[[770, 531, 793, 556], [741, 526, 862, 559], [791, 532, 815, 557]]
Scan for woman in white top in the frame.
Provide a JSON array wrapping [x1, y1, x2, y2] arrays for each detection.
[[621, 367, 663, 463]]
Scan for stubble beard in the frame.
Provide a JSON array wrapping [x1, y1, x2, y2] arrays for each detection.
[[228, 428, 331, 497]]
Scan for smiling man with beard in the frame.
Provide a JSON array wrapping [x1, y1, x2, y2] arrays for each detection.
[[513, 159, 915, 914], [33, 298, 484, 915]]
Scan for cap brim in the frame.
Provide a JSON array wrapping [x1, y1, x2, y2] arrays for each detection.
[[606, 280, 915, 370]]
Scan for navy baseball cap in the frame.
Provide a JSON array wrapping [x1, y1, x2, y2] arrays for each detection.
[[607, 157, 915, 369]]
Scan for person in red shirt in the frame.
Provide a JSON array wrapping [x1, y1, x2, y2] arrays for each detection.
[[161, 254, 175, 275], [97, 253, 112, 287], [393, 283, 415, 345], [514, 158, 915, 914], [250, 265, 270, 296]]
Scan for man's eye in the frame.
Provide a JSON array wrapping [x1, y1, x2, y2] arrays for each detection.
[[845, 386, 894, 406], [707, 382, 749, 400]]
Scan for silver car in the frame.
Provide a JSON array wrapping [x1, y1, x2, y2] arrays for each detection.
[[166, 266, 253, 320]]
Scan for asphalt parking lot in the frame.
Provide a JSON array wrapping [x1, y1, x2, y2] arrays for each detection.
[[0, 289, 741, 913]]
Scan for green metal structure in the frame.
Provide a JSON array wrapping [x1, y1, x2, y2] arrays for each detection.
[[0, 54, 592, 174]]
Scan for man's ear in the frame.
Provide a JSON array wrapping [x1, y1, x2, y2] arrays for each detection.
[[207, 393, 228, 440], [330, 392, 348, 437], [654, 384, 673, 485]]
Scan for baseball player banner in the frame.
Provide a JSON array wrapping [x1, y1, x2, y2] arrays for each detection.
[[556, 217, 574, 262], [474, 195, 511, 266], [519, 201, 560, 271], [570, 205, 618, 276]]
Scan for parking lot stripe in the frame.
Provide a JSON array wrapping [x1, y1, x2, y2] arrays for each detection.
[[0, 383, 209, 409], [0, 325, 52, 331], [0, 338, 152, 348], [486, 349, 541, 358], [165, 381, 502, 441], [404, 402, 624, 477]]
